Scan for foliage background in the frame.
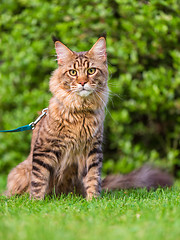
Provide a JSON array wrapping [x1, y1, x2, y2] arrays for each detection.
[[0, 0, 180, 177]]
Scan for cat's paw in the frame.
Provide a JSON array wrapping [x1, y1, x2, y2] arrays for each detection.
[[86, 192, 99, 201]]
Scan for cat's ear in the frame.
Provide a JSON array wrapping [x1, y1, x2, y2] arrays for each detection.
[[55, 41, 74, 65], [88, 37, 107, 60]]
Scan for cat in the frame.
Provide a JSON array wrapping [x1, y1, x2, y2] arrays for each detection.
[[5, 37, 173, 200]]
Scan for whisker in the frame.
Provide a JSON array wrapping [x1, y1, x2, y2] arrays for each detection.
[[97, 87, 123, 100], [95, 90, 115, 107], [94, 92, 116, 122], [108, 83, 120, 87]]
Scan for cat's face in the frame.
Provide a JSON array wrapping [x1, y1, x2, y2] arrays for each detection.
[[50, 37, 108, 111]]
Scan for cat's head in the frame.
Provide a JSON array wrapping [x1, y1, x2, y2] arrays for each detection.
[[50, 37, 108, 112]]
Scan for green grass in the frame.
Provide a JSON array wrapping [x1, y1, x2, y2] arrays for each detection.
[[0, 175, 179, 240]]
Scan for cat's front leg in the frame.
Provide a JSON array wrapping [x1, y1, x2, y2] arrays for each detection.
[[30, 147, 57, 200], [84, 145, 103, 200]]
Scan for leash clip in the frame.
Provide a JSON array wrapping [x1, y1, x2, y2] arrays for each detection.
[[29, 108, 48, 130]]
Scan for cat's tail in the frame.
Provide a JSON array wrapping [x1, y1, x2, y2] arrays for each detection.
[[4, 157, 32, 196], [102, 165, 173, 191]]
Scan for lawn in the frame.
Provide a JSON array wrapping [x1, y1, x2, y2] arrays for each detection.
[[0, 175, 179, 240]]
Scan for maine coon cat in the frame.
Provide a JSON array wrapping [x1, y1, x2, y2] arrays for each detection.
[[6, 37, 173, 200]]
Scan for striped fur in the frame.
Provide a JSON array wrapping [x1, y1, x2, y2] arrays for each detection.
[[5, 37, 173, 200]]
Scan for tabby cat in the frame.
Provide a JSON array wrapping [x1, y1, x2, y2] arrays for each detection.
[[6, 37, 173, 200]]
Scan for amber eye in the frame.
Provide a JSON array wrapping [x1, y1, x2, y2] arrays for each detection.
[[69, 69, 77, 76], [87, 68, 96, 75]]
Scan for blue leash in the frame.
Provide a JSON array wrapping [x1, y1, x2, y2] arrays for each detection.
[[0, 124, 33, 133], [0, 108, 48, 133]]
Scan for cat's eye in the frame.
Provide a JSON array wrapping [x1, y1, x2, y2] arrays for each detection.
[[87, 68, 96, 75], [69, 69, 77, 76]]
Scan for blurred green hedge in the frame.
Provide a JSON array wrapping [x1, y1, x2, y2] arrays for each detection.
[[0, 0, 180, 177]]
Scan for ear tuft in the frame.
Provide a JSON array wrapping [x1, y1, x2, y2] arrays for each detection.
[[98, 32, 107, 40], [52, 35, 60, 43], [88, 37, 107, 60], [55, 41, 74, 65]]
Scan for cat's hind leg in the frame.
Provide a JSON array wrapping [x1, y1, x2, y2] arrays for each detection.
[[5, 156, 32, 196]]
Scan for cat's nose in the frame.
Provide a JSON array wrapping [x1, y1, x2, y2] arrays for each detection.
[[78, 80, 87, 86]]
